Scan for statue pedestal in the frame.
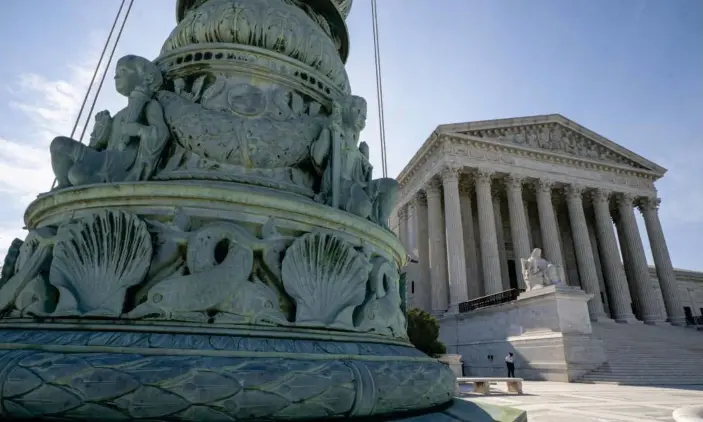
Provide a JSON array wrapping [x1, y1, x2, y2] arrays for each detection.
[[516, 284, 595, 335], [439, 285, 607, 382]]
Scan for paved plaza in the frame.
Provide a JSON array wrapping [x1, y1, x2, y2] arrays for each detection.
[[460, 381, 703, 421]]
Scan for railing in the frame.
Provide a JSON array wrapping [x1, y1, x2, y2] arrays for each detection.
[[458, 288, 524, 313], [686, 315, 703, 326]]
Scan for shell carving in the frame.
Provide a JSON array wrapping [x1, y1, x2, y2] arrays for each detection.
[[49, 210, 152, 317], [281, 232, 370, 329]]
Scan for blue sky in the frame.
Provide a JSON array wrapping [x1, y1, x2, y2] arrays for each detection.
[[0, 0, 701, 270]]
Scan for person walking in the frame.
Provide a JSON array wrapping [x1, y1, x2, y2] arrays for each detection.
[[505, 352, 515, 378]]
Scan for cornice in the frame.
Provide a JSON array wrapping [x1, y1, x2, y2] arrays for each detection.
[[648, 266, 703, 283], [396, 117, 664, 194], [435, 114, 667, 175], [440, 133, 660, 181], [396, 129, 441, 186], [394, 130, 660, 213]]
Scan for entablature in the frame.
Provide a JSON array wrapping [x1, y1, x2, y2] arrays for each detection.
[[395, 134, 658, 212]]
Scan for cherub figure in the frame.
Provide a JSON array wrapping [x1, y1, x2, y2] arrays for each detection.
[[50, 55, 170, 188], [310, 95, 398, 229]]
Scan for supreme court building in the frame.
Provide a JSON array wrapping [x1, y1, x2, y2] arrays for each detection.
[[391, 114, 703, 327]]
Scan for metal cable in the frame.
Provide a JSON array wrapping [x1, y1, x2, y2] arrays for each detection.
[[50, 0, 134, 189], [371, 0, 388, 178], [78, 0, 136, 143], [68, 0, 127, 140]]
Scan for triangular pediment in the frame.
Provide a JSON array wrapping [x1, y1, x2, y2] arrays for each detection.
[[437, 114, 665, 174]]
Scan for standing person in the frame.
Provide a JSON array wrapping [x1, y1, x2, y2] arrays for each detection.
[[505, 352, 515, 378]]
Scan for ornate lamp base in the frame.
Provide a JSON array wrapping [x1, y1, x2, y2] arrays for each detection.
[[0, 323, 457, 420], [0, 182, 457, 420]]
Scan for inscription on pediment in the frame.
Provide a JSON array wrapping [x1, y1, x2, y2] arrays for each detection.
[[459, 123, 646, 169]]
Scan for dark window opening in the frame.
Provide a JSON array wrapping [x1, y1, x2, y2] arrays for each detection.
[[684, 306, 693, 325], [507, 260, 518, 290]]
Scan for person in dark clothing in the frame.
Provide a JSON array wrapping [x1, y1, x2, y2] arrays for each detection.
[[505, 352, 515, 378]]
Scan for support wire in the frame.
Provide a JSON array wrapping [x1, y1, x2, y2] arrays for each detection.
[[371, 0, 389, 178], [78, 0, 135, 143], [50, 0, 135, 189]]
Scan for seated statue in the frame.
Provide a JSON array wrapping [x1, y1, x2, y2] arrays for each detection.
[[520, 248, 564, 290], [310, 95, 398, 229], [50, 55, 170, 189]]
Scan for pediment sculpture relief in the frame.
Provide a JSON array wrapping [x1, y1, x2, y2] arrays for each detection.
[[459, 123, 646, 169]]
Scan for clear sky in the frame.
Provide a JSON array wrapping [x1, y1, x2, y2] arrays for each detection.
[[0, 0, 701, 270]]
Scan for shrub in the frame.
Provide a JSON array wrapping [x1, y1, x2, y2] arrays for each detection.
[[406, 308, 446, 357]]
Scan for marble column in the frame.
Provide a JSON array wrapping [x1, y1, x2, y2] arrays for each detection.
[[505, 174, 530, 289], [534, 179, 564, 268], [557, 201, 580, 287], [441, 166, 469, 312], [615, 215, 639, 317], [426, 178, 448, 314], [472, 200, 485, 296], [591, 189, 636, 323], [527, 202, 542, 251], [615, 194, 664, 324], [407, 202, 417, 255], [524, 200, 534, 251], [475, 169, 503, 295], [492, 188, 511, 290], [638, 197, 686, 326], [587, 212, 610, 316], [413, 192, 432, 313], [459, 177, 480, 299], [565, 184, 608, 321], [398, 205, 409, 250]]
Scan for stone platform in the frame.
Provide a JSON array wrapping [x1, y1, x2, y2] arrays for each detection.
[[465, 381, 703, 422], [439, 285, 607, 381]]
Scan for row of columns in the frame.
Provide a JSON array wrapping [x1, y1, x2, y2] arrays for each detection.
[[398, 167, 686, 326]]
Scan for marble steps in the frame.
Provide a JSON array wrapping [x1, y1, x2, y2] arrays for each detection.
[[577, 378, 703, 385], [594, 324, 703, 349], [576, 322, 703, 385], [579, 367, 703, 384]]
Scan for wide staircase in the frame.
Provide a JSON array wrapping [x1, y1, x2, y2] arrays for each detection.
[[577, 321, 703, 385]]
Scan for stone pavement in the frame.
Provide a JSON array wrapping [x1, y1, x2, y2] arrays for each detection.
[[460, 381, 703, 421]]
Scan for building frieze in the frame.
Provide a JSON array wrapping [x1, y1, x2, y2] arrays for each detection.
[[441, 134, 659, 183], [456, 122, 645, 168], [395, 134, 657, 211], [435, 114, 666, 174]]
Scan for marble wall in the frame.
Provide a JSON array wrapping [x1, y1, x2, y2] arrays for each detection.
[[667, 268, 703, 318], [438, 285, 607, 382]]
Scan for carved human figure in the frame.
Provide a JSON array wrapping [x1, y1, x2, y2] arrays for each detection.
[[0, 228, 58, 317], [311, 95, 398, 229], [520, 248, 564, 291], [584, 142, 599, 159], [50, 55, 170, 188], [537, 125, 551, 150]]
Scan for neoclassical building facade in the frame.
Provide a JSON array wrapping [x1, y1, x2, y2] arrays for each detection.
[[391, 114, 702, 326]]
